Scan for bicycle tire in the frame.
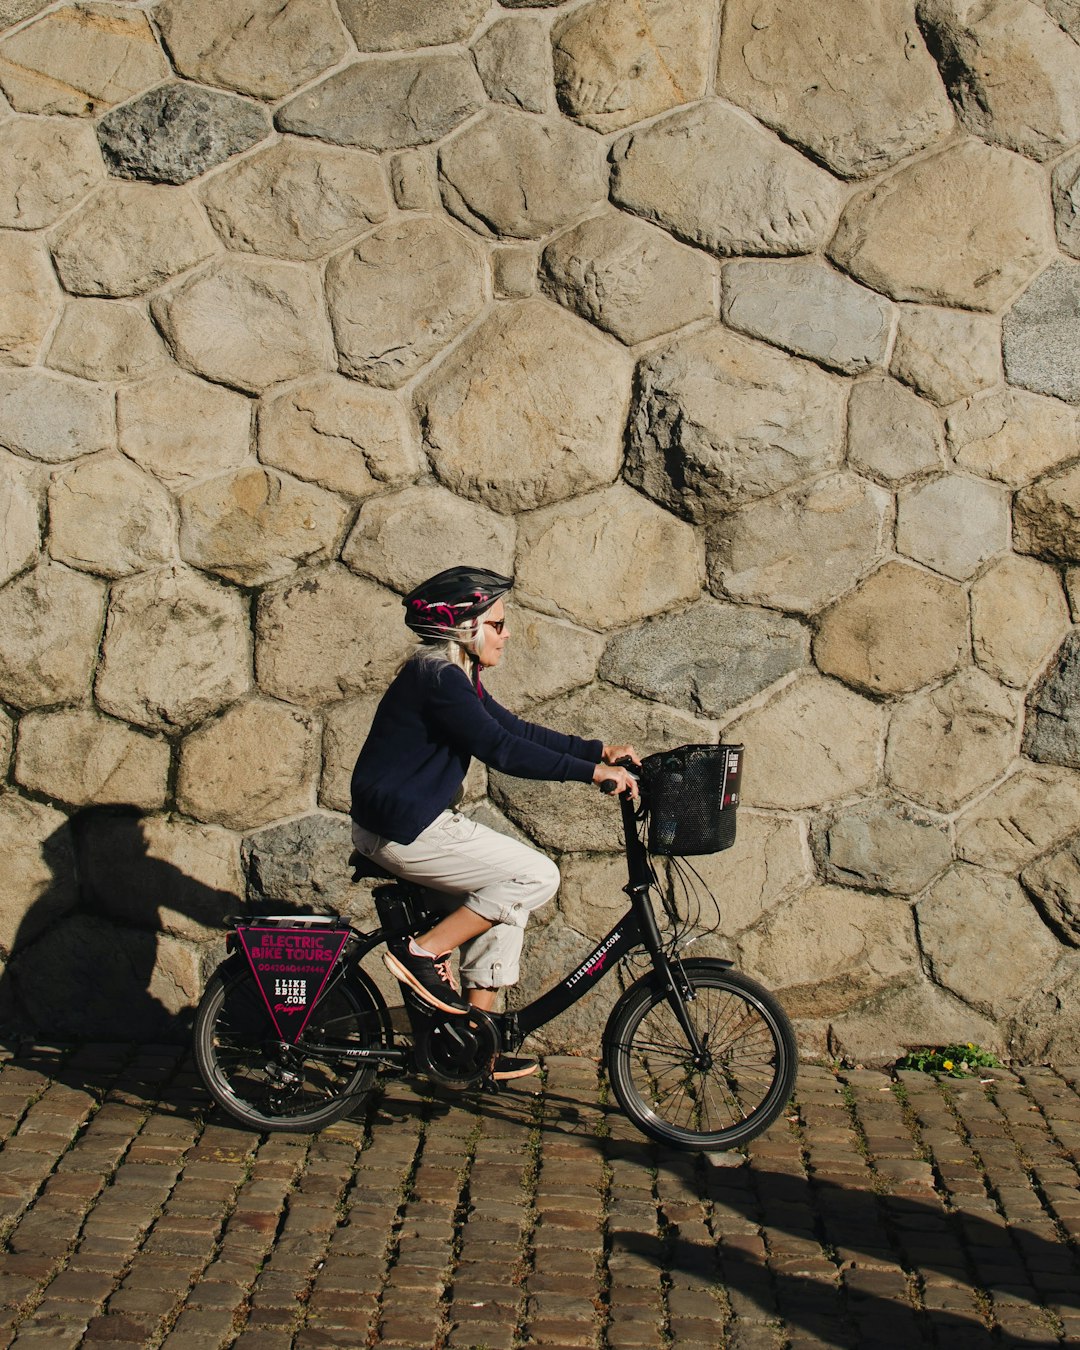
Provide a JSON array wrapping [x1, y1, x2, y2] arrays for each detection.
[[194, 961, 386, 1132], [604, 959, 797, 1152]]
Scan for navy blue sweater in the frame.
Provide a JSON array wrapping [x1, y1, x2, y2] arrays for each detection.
[[350, 657, 604, 844]]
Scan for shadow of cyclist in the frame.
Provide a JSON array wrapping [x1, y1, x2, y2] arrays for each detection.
[[0, 805, 237, 1048], [608, 1160, 1077, 1348]]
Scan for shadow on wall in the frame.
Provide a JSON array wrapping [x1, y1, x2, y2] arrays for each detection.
[[0, 806, 240, 1044]]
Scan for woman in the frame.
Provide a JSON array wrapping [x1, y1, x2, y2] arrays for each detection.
[[349, 566, 639, 1067]]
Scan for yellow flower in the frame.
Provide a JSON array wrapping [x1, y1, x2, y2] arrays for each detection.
[[966, 1042, 974, 1050], [942, 1059, 954, 1071]]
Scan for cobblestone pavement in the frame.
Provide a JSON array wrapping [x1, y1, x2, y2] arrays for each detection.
[[0, 1046, 1078, 1349]]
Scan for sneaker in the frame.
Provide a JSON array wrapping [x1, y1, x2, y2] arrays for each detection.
[[491, 1056, 539, 1081], [384, 943, 470, 1015]]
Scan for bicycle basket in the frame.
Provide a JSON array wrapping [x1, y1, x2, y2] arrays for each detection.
[[639, 743, 743, 856]]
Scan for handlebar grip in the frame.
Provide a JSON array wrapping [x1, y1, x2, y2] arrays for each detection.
[[600, 779, 618, 795]]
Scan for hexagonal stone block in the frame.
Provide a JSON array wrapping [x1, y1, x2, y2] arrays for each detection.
[[1022, 837, 1080, 946], [255, 565, 411, 705], [49, 182, 218, 298], [738, 886, 917, 1018], [177, 697, 317, 831], [341, 484, 516, 595], [722, 674, 885, 811], [0, 450, 41, 588], [610, 102, 844, 258], [97, 83, 271, 185], [1025, 631, 1080, 768], [325, 216, 485, 389], [0, 116, 103, 229], [1014, 463, 1080, 563], [1009, 958, 1080, 1064], [890, 304, 1001, 406], [243, 812, 356, 915], [118, 369, 252, 490], [201, 139, 389, 262], [440, 109, 608, 242], [48, 454, 175, 578], [813, 798, 951, 896], [551, 0, 712, 134], [47, 299, 166, 383], [896, 474, 1010, 581], [917, 0, 1080, 161], [540, 210, 714, 346], [258, 376, 419, 502], [277, 53, 485, 152], [152, 257, 334, 394], [516, 483, 703, 631], [0, 561, 105, 709], [655, 812, 810, 937], [948, 387, 1078, 488], [0, 369, 114, 463], [338, 0, 490, 50], [179, 467, 349, 587], [95, 565, 252, 732], [847, 377, 944, 486], [156, 0, 349, 100], [972, 554, 1070, 689], [418, 299, 632, 513], [917, 863, 1060, 1020], [0, 4, 169, 117], [829, 139, 1055, 311], [627, 325, 845, 523], [956, 764, 1080, 873], [599, 600, 809, 718], [490, 608, 606, 711], [557, 852, 636, 942], [815, 561, 969, 696], [708, 472, 891, 616], [319, 692, 381, 814], [0, 792, 76, 956], [886, 668, 1019, 812], [0, 232, 60, 365], [718, 0, 953, 179], [15, 708, 169, 809], [1003, 258, 1080, 404], [722, 259, 894, 375], [473, 14, 552, 114], [1052, 145, 1080, 259]]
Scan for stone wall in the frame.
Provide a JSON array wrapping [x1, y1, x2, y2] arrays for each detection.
[[0, 0, 1078, 1062]]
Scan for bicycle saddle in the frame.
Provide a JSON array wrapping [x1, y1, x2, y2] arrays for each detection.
[[348, 849, 398, 884]]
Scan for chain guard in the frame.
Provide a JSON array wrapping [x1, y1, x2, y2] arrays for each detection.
[[413, 1008, 501, 1089]]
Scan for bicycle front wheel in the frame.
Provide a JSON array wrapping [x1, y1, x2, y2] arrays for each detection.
[[194, 962, 385, 1132], [604, 959, 797, 1152]]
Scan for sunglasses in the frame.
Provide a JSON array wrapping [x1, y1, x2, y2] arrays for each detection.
[[484, 618, 506, 634]]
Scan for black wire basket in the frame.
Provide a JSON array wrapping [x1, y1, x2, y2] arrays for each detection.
[[639, 744, 744, 856]]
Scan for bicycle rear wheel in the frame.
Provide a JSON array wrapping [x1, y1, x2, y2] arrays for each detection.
[[604, 959, 797, 1152], [194, 962, 386, 1132]]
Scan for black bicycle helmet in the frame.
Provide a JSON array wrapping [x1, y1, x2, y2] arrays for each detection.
[[403, 566, 513, 640]]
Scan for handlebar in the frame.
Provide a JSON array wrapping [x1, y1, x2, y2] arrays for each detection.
[[600, 755, 640, 797]]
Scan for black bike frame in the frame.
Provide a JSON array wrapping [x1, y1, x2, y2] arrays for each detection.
[[261, 791, 713, 1064]]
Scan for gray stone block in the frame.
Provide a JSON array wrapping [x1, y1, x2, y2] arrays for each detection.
[[96, 83, 271, 185], [1003, 259, 1080, 404]]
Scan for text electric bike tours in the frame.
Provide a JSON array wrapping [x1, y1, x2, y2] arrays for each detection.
[[193, 745, 798, 1152]]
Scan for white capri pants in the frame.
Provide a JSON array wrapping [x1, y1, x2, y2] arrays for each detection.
[[351, 811, 559, 989]]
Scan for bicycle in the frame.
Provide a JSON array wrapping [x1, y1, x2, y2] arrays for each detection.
[[193, 746, 798, 1152]]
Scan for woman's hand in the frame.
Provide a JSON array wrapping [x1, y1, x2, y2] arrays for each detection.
[[593, 762, 639, 799], [602, 743, 641, 766]]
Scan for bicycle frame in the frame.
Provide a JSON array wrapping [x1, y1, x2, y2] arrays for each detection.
[[231, 791, 719, 1068]]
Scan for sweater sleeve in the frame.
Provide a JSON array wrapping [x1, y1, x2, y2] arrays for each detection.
[[426, 665, 600, 783], [481, 687, 604, 764]]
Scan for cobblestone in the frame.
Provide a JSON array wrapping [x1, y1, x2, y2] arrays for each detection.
[[0, 1048, 1077, 1347]]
